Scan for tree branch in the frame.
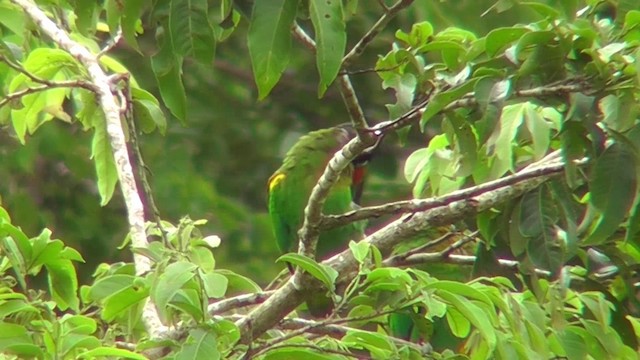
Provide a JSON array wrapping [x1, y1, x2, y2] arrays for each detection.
[[386, 253, 552, 277], [237, 152, 565, 342], [342, 0, 416, 66], [375, 78, 593, 134], [10, 0, 166, 338], [322, 155, 587, 229]]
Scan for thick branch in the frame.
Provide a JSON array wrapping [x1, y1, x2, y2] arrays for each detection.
[[386, 253, 552, 277], [238, 155, 561, 342], [322, 156, 587, 229], [11, 0, 166, 338]]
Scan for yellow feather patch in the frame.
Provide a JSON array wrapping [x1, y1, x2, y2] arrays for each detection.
[[268, 173, 286, 192]]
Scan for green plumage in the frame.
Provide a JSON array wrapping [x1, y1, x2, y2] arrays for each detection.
[[268, 126, 366, 317], [268, 127, 364, 261]]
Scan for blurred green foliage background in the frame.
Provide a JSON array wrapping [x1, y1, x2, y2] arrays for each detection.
[[0, 0, 553, 285]]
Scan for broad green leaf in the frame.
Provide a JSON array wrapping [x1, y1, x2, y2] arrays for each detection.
[[0, 322, 40, 357], [133, 99, 167, 135], [61, 315, 97, 335], [578, 292, 613, 332], [0, 300, 38, 318], [199, 271, 228, 298], [152, 261, 197, 322], [101, 285, 148, 321], [276, 253, 338, 291], [446, 306, 471, 338], [421, 78, 478, 129], [247, 0, 298, 99], [171, 288, 204, 320], [514, 31, 554, 59], [519, 188, 564, 272], [121, 0, 145, 51], [88, 274, 137, 300], [46, 259, 80, 311], [310, 0, 346, 97], [485, 27, 530, 56], [556, 328, 588, 360], [105, 0, 122, 34], [175, 328, 220, 360], [383, 73, 416, 119], [215, 269, 262, 293], [437, 289, 497, 349], [425, 280, 493, 306], [151, 38, 187, 122], [169, 0, 216, 63], [585, 143, 638, 244], [349, 240, 370, 264], [78, 346, 147, 359], [263, 348, 335, 360], [72, 0, 97, 36], [343, 330, 395, 358], [0, 3, 26, 40], [91, 119, 118, 206], [488, 102, 526, 177], [524, 104, 552, 160], [0, 236, 28, 290]]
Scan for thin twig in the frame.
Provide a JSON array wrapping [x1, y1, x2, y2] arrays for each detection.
[[342, 0, 415, 66], [97, 28, 123, 58], [0, 81, 90, 108]]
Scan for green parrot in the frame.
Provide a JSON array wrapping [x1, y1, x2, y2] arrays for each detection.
[[267, 125, 380, 316]]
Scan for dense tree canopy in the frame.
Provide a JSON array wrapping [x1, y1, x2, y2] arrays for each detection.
[[1, 0, 640, 359]]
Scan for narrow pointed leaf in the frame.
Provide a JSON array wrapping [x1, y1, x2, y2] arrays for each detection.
[[247, 0, 298, 99], [310, 0, 346, 97]]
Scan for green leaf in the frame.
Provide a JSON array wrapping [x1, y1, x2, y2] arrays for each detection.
[[91, 119, 118, 206], [437, 289, 497, 349], [175, 328, 220, 360], [133, 99, 167, 135], [446, 307, 471, 338], [152, 261, 198, 322], [310, 0, 346, 97], [485, 27, 530, 57], [169, 0, 216, 63], [0, 322, 40, 357], [151, 38, 187, 123], [349, 240, 370, 264], [276, 253, 338, 291], [487, 102, 526, 177], [101, 284, 148, 322], [88, 274, 137, 300], [105, 0, 122, 34], [78, 346, 147, 359], [199, 271, 228, 298], [46, 259, 80, 311], [247, 0, 298, 99], [425, 280, 493, 306], [421, 78, 478, 129], [72, 0, 97, 36], [343, 330, 395, 358], [585, 143, 638, 244], [383, 73, 416, 119], [263, 348, 335, 360], [524, 104, 552, 160], [121, 0, 145, 51]]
